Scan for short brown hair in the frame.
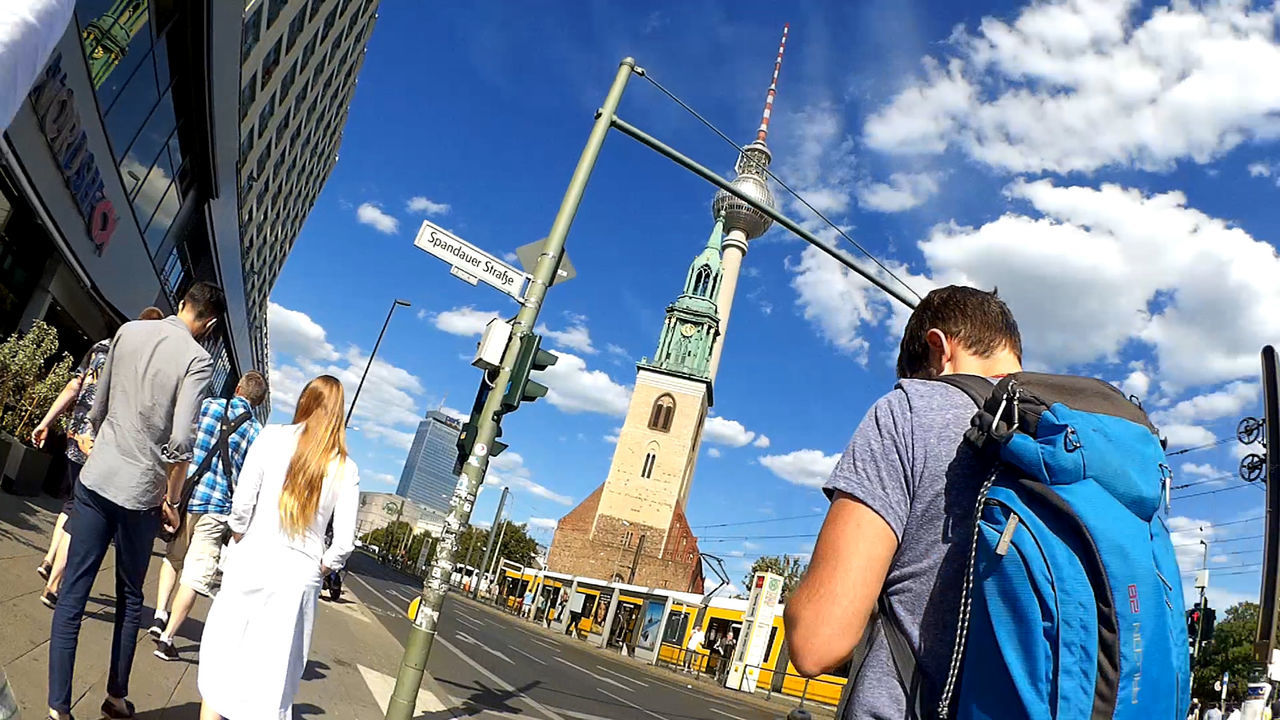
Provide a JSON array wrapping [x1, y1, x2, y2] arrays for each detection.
[[896, 285, 1022, 379], [182, 282, 225, 321], [236, 370, 269, 407], [138, 307, 164, 320]]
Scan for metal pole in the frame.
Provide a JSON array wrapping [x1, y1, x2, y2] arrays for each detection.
[[486, 523, 509, 603], [608, 115, 918, 310], [1194, 540, 1208, 665], [1258, 346, 1280, 662], [474, 487, 508, 599], [385, 59, 638, 720], [347, 299, 410, 427], [627, 534, 646, 585]]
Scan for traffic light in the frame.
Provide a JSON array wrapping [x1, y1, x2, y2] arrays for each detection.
[[499, 333, 558, 414], [1188, 606, 1203, 642], [1203, 607, 1216, 641], [455, 379, 508, 472]]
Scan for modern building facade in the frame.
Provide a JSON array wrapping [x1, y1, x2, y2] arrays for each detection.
[[0, 0, 377, 417], [238, 0, 379, 380], [1, 0, 256, 397], [396, 410, 463, 516], [546, 27, 790, 592]]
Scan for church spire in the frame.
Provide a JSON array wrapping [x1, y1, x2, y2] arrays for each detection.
[[646, 216, 725, 381]]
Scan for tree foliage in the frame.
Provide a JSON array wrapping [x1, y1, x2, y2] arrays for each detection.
[[452, 520, 539, 568], [1193, 601, 1263, 703], [743, 555, 807, 599], [0, 321, 73, 443]]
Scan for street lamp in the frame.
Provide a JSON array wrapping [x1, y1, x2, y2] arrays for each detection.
[[346, 298, 411, 427]]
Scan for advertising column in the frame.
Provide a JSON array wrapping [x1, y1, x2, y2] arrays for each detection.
[[725, 571, 783, 693]]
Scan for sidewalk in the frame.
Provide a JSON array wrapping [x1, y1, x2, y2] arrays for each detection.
[[0, 492, 458, 719], [459, 594, 837, 720]]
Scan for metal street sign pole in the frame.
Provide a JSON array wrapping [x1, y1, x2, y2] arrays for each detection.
[[472, 487, 508, 599], [1256, 345, 1280, 662], [384, 57, 637, 720]]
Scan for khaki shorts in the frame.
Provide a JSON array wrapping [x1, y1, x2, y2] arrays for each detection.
[[164, 513, 227, 596]]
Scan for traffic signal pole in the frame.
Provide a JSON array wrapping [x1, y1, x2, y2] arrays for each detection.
[[472, 487, 508, 599], [384, 58, 638, 720], [1257, 346, 1280, 662]]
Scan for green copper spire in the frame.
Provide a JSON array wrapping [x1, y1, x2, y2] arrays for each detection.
[[82, 0, 149, 90], [646, 215, 725, 380]]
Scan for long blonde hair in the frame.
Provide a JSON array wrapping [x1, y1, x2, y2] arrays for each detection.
[[279, 375, 348, 538]]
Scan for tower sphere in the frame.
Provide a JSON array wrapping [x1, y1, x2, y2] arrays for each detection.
[[712, 173, 775, 240]]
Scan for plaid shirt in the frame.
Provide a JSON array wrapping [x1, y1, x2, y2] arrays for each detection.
[[186, 396, 261, 516]]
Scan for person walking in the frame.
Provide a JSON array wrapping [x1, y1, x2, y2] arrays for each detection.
[[521, 588, 535, 619], [683, 625, 705, 674], [47, 285, 222, 720], [150, 371, 268, 661], [197, 375, 360, 720], [31, 308, 164, 607], [1207, 703, 1224, 720]]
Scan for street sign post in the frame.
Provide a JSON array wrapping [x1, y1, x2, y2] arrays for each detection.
[[515, 238, 577, 286], [413, 220, 530, 299]]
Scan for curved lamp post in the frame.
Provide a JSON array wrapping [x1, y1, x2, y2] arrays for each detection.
[[346, 298, 411, 428]]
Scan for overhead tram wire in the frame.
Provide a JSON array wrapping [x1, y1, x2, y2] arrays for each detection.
[[1169, 515, 1264, 533], [1166, 438, 1233, 456], [691, 513, 824, 530], [638, 72, 922, 304], [1174, 534, 1264, 548], [1182, 562, 1261, 575]]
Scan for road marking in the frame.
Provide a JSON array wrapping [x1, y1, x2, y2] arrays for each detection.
[[551, 709, 616, 720], [512, 646, 547, 665], [530, 636, 558, 650], [595, 664, 649, 688], [455, 614, 483, 629], [357, 663, 451, 714], [348, 573, 404, 616], [437, 635, 567, 720], [598, 688, 669, 720], [552, 657, 630, 692], [456, 630, 514, 664], [709, 709, 746, 720]]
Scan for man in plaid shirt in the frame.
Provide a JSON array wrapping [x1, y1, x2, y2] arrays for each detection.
[[149, 371, 267, 661]]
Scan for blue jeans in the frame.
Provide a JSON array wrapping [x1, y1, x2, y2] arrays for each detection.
[[48, 484, 159, 712]]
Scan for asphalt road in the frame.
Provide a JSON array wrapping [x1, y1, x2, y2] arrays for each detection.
[[343, 553, 784, 720]]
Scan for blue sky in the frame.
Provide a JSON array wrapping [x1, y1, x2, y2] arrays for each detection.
[[266, 0, 1280, 602]]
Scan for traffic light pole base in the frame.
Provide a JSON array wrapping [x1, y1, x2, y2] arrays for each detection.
[[387, 623, 434, 720]]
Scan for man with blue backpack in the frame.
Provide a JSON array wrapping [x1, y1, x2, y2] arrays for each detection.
[[785, 285, 1190, 719]]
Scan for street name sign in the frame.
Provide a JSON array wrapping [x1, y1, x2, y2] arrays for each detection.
[[413, 220, 529, 299]]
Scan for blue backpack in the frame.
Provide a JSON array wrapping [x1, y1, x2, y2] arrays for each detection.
[[886, 373, 1190, 720]]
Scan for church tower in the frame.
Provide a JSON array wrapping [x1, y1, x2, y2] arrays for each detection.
[[546, 28, 788, 592]]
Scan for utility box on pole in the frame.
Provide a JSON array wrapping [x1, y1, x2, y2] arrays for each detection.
[[725, 572, 784, 693], [1255, 346, 1279, 662]]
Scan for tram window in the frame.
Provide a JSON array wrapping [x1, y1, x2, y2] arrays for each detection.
[[663, 611, 690, 645]]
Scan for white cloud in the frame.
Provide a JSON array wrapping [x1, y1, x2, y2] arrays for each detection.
[[537, 322, 596, 355], [267, 303, 339, 362], [605, 343, 631, 361], [503, 251, 519, 263], [1118, 367, 1151, 401], [406, 196, 451, 216], [356, 202, 398, 234], [267, 303, 426, 451], [1248, 162, 1273, 178], [856, 172, 942, 213], [864, 0, 1280, 174], [604, 427, 622, 444], [753, 435, 771, 449], [789, 179, 1280, 390], [527, 517, 558, 530], [366, 471, 397, 490], [759, 449, 841, 489], [488, 452, 573, 506], [540, 351, 631, 417], [431, 307, 500, 337], [703, 416, 762, 448], [1152, 381, 1260, 426], [707, 448, 722, 458], [1180, 463, 1222, 479], [1162, 424, 1215, 449]]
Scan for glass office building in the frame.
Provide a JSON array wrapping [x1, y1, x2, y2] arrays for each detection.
[[396, 411, 462, 516]]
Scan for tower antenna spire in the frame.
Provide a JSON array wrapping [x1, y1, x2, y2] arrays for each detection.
[[756, 23, 789, 144]]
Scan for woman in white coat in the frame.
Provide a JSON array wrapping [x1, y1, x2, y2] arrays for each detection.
[[198, 375, 359, 720]]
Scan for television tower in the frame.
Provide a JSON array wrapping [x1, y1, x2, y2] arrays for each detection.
[[708, 23, 788, 381]]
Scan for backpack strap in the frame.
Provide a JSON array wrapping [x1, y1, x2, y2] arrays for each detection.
[[931, 374, 994, 409], [218, 409, 252, 493], [841, 598, 929, 720], [177, 402, 252, 510]]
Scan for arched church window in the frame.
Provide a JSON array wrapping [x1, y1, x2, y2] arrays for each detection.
[[648, 394, 675, 432], [641, 452, 656, 479], [692, 266, 712, 296]]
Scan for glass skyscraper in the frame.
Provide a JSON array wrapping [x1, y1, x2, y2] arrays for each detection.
[[396, 410, 462, 516]]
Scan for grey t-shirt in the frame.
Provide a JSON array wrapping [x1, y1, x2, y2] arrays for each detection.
[[824, 379, 990, 720]]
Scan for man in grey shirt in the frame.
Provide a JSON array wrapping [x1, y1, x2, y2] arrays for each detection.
[[784, 286, 1024, 719], [48, 282, 223, 720]]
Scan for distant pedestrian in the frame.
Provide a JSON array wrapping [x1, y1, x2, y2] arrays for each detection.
[[150, 372, 268, 662], [684, 626, 705, 674], [198, 375, 359, 720], [47, 286, 222, 720], [1207, 703, 1224, 720], [1228, 704, 1242, 720], [31, 307, 164, 607], [522, 588, 535, 619]]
